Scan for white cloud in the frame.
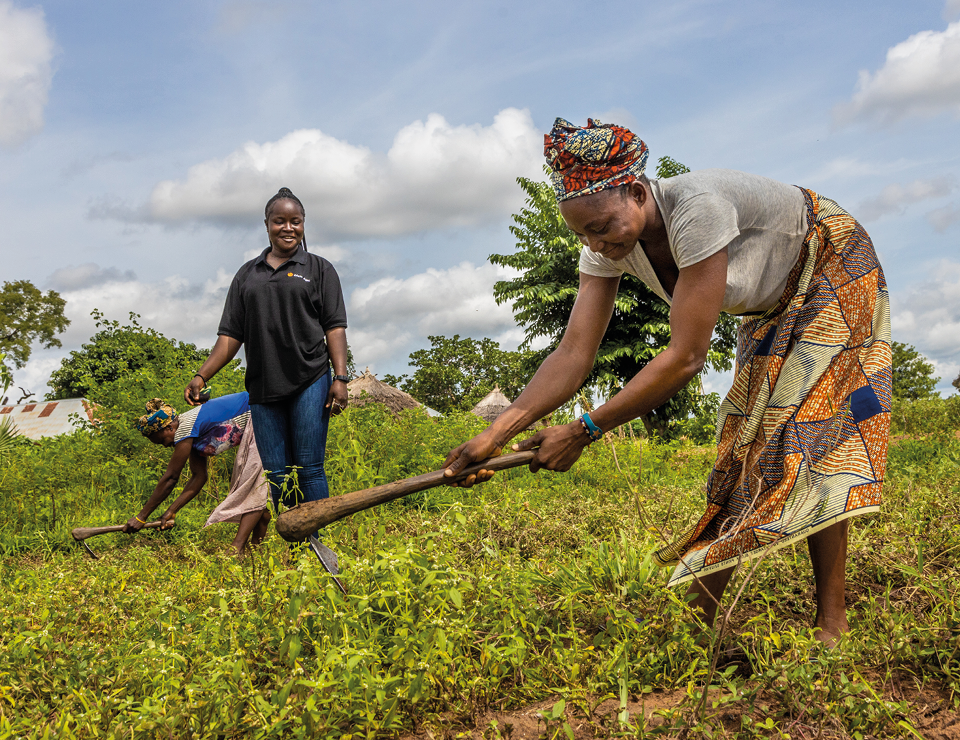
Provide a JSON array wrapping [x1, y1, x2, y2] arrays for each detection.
[[52, 270, 233, 353], [142, 108, 542, 240], [348, 261, 521, 366], [46, 263, 137, 292], [10, 269, 235, 399], [4, 353, 62, 404], [890, 261, 960, 378], [928, 202, 960, 232], [856, 176, 955, 221], [946, 0, 960, 22], [17, 260, 524, 398], [931, 358, 959, 389], [806, 156, 919, 183], [836, 21, 960, 123], [0, 0, 55, 146]]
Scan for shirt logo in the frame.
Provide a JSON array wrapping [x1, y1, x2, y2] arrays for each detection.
[[287, 273, 311, 282]]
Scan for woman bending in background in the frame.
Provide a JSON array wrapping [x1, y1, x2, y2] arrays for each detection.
[[123, 394, 271, 555]]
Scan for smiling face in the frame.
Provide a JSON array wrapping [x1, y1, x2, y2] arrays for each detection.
[[265, 198, 305, 252], [558, 181, 650, 261]]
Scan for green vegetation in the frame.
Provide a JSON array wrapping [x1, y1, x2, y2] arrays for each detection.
[[0, 280, 70, 372], [48, 311, 210, 401], [0, 280, 69, 403], [2, 360, 960, 736], [383, 334, 537, 414], [891, 341, 940, 401], [490, 160, 738, 437]]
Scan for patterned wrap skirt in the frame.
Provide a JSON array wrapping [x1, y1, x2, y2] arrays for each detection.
[[655, 189, 892, 586]]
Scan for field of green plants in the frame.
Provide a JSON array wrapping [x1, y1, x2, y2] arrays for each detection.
[[2, 368, 960, 738]]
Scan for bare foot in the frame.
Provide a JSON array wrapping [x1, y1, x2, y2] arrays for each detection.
[[813, 612, 848, 648], [252, 509, 271, 546]]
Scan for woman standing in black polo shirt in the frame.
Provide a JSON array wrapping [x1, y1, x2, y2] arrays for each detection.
[[184, 188, 349, 528]]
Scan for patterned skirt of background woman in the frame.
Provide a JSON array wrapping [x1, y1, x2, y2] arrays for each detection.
[[655, 189, 892, 586], [205, 421, 270, 526]]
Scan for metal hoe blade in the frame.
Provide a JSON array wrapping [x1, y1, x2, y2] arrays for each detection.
[[308, 534, 347, 594]]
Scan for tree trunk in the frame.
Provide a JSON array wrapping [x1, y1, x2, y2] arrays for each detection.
[[640, 413, 668, 439]]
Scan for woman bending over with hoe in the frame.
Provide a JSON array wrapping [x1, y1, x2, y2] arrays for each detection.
[[443, 118, 892, 646], [123, 393, 271, 555], [183, 187, 349, 539]]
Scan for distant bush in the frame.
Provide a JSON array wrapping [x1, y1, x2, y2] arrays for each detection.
[[890, 394, 960, 438], [47, 311, 210, 401]]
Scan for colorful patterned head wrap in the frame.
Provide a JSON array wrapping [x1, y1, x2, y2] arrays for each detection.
[[543, 118, 649, 202], [136, 398, 177, 437]]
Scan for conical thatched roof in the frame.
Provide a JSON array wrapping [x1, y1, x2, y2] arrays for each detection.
[[347, 369, 421, 415], [470, 385, 512, 423]]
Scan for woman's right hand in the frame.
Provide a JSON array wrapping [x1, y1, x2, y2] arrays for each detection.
[[122, 515, 145, 534], [184, 376, 205, 406], [442, 430, 503, 488], [159, 509, 177, 530]]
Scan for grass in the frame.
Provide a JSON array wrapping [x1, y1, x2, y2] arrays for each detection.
[[1, 400, 960, 738]]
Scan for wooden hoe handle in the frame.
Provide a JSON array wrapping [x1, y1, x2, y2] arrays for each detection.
[[71, 520, 165, 541], [275, 450, 536, 542]]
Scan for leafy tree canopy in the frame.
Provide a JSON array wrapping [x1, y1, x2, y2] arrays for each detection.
[[47, 310, 211, 401], [0, 280, 70, 369], [489, 158, 738, 436], [383, 334, 537, 415], [892, 341, 939, 401]]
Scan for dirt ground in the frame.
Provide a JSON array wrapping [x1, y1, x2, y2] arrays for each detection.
[[399, 679, 960, 739]]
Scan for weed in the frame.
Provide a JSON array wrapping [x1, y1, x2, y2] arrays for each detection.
[[2, 395, 960, 736]]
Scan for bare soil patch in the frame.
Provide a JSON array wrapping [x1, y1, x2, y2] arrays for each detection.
[[399, 680, 960, 739]]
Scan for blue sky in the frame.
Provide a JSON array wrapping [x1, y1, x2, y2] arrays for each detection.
[[2, 0, 959, 399]]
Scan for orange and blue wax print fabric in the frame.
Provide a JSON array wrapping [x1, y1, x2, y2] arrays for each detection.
[[655, 190, 892, 585], [544, 118, 649, 202]]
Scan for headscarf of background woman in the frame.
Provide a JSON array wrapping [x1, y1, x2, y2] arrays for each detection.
[[543, 117, 649, 202], [136, 398, 177, 436]]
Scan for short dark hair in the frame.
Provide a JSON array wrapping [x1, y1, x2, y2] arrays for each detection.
[[265, 187, 305, 218]]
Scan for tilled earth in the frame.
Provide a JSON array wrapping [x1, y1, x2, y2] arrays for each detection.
[[399, 679, 960, 739]]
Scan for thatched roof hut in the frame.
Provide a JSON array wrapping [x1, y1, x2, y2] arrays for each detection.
[[347, 369, 421, 415], [470, 385, 512, 424]]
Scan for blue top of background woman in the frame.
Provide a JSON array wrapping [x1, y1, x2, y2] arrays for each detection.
[[123, 392, 271, 555], [184, 188, 350, 537]]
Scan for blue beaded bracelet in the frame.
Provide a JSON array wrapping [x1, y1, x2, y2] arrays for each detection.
[[579, 412, 603, 442]]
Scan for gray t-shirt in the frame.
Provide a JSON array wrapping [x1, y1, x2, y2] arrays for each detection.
[[578, 169, 807, 315]]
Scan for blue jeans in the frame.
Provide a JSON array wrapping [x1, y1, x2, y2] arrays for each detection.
[[250, 372, 331, 536]]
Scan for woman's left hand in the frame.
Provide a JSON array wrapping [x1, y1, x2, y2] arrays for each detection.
[[327, 379, 348, 416], [159, 509, 177, 530], [512, 422, 593, 473]]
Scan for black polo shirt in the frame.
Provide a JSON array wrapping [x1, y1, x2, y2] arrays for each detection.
[[218, 246, 348, 404]]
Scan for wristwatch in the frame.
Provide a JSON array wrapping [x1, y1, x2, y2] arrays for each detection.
[[333, 374, 350, 383]]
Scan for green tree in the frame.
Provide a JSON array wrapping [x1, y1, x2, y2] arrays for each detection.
[[892, 341, 939, 401], [0, 280, 70, 370], [47, 311, 210, 401], [490, 158, 738, 437], [384, 334, 537, 415]]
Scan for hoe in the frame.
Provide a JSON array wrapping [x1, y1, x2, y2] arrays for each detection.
[[72, 451, 535, 593], [71, 518, 349, 594], [276, 450, 535, 541]]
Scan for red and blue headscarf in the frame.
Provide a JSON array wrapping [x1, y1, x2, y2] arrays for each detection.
[[544, 118, 649, 202]]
